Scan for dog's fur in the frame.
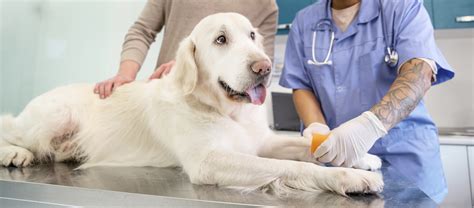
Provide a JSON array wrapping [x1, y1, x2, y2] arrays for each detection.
[[0, 13, 383, 196]]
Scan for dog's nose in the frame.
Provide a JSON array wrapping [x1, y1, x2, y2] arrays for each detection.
[[250, 60, 272, 76]]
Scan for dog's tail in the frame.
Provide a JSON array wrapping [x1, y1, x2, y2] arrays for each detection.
[[0, 115, 18, 143]]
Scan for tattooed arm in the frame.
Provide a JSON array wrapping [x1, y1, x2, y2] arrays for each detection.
[[313, 58, 434, 167], [370, 59, 433, 130]]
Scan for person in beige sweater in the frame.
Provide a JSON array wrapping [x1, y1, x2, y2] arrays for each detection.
[[95, 0, 278, 98]]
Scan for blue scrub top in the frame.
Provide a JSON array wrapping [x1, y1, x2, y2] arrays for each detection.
[[279, 0, 455, 203]]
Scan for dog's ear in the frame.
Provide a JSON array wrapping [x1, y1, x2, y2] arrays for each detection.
[[173, 36, 198, 95]]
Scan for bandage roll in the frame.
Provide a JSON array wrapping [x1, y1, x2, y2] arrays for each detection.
[[311, 133, 330, 154]]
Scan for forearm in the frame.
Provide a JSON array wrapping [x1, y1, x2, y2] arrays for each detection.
[[118, 60, 140, 79], [120, 0, 165, 65], [370, 59, 433, 130], [293, 89, 326, 127]]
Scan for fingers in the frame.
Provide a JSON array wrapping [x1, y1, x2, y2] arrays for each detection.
[[315, 145, 348, 166], [149, 70, 163, 80], [98, 81, 107, 99], [96, 79, 113, 99], [94, 83, 100, 94], [104, 81, 114, 98], [313, 139, 330, 158], [149, 60, 176, 80], [149, 64, 166, 79], [341, 160, 355, 168], [95, 74, 135, 99], [315, 147, 357, 167], [94, 80, 108, 98], [341, 156, 357, 168], [317, 150, 336, 163], [302, 128, 313, 139], [163, 65, 172, 75], [313, 139, 337, 164], [163, 60, 175, 76], [331, 154, 345, 167]]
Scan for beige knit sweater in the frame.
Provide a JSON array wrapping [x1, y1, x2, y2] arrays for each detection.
[[120, 0, 278, 69]]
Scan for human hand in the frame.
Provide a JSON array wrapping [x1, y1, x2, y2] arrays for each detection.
[[94, 61, 139, 99], [148, 60, 175, 80], [313, 111, 387, 167], [302, 122, 330, 139]]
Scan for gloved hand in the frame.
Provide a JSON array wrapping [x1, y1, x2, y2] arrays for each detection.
[[313, 111, 387, 167], [302, 122, 330, 139]]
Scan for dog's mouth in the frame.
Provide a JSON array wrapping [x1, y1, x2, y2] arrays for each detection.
[[218, 79, 267, 105]]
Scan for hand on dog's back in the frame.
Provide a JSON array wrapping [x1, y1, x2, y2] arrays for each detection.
[[148, 60, 175, 80], [94, 60, 139, 99], [94, 60, 175, 99]]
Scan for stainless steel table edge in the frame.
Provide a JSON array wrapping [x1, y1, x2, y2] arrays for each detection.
[[0, 179, 266, 208]]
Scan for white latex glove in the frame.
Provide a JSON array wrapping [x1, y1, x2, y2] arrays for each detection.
[[313, 111, 387, 167], [302, 122, 330, 139]]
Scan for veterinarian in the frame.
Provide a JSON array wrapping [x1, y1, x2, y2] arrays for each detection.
[[94, 0, 277, 98], [279, 0, 454, 203]]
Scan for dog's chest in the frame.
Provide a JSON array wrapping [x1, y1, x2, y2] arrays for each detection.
[[223, 126, 263, 155], [223, 114, 267, 155]]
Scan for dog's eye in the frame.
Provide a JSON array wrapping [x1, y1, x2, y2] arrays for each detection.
[[250, 32, 255, 40], [216, 35, 227, 45]]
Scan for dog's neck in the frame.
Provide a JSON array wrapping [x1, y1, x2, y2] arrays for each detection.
[[187, 84, 244, 118]]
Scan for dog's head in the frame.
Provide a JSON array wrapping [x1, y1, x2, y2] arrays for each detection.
[[172, 13, 272, 106]]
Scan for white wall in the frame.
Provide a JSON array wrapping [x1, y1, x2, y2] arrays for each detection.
[[1, 0, 163, 115], [1, 0, 42, 115], [0, 0, 5, 113], [425, 29, 474, 127], [270, 29, 474, 128]]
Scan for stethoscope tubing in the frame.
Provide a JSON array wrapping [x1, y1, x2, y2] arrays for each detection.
[[307, 30, 334, 66], [307, 0, 398, 68]]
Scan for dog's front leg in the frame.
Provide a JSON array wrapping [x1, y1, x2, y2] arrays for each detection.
[[181, 149, 383, 196], [257, 134, 315, 163], [258, 133, 382, 171]]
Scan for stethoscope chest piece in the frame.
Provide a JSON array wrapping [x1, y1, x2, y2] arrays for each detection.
[[384, 47, 399, 68]]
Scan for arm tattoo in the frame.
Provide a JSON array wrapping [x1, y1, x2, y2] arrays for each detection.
[[370, 59, 433, 130]]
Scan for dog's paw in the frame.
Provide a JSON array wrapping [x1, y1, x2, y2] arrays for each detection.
[[328, 167, 384, 195], [352, 154, 382, 171], [0, 146, 34, 167]]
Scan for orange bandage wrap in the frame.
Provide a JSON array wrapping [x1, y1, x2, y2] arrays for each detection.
[[310, 133, 330, 154]]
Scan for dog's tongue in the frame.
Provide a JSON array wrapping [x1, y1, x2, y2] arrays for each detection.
[[246, 84, 266, 105]]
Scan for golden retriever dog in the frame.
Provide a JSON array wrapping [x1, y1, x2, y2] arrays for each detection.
[[0, 13, 383, 196]]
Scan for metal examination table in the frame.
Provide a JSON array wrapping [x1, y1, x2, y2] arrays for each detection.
[[0, 162, 437, 207]]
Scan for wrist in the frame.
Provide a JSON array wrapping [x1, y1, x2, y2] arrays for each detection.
[[360, 111, 387, 138], [118, 60, 140, 79]]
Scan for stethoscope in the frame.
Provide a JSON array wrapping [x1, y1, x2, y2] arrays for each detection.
[[307, 0, 399, 68]]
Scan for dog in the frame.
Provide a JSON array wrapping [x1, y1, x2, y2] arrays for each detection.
[[0, 13, 383, 196]]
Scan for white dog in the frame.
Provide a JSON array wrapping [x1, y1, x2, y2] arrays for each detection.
[[0, 13, 383, 196]]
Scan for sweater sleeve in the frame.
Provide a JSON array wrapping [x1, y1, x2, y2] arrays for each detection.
[[120, 0, 166, 67], [258, 0, 278, 62]]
